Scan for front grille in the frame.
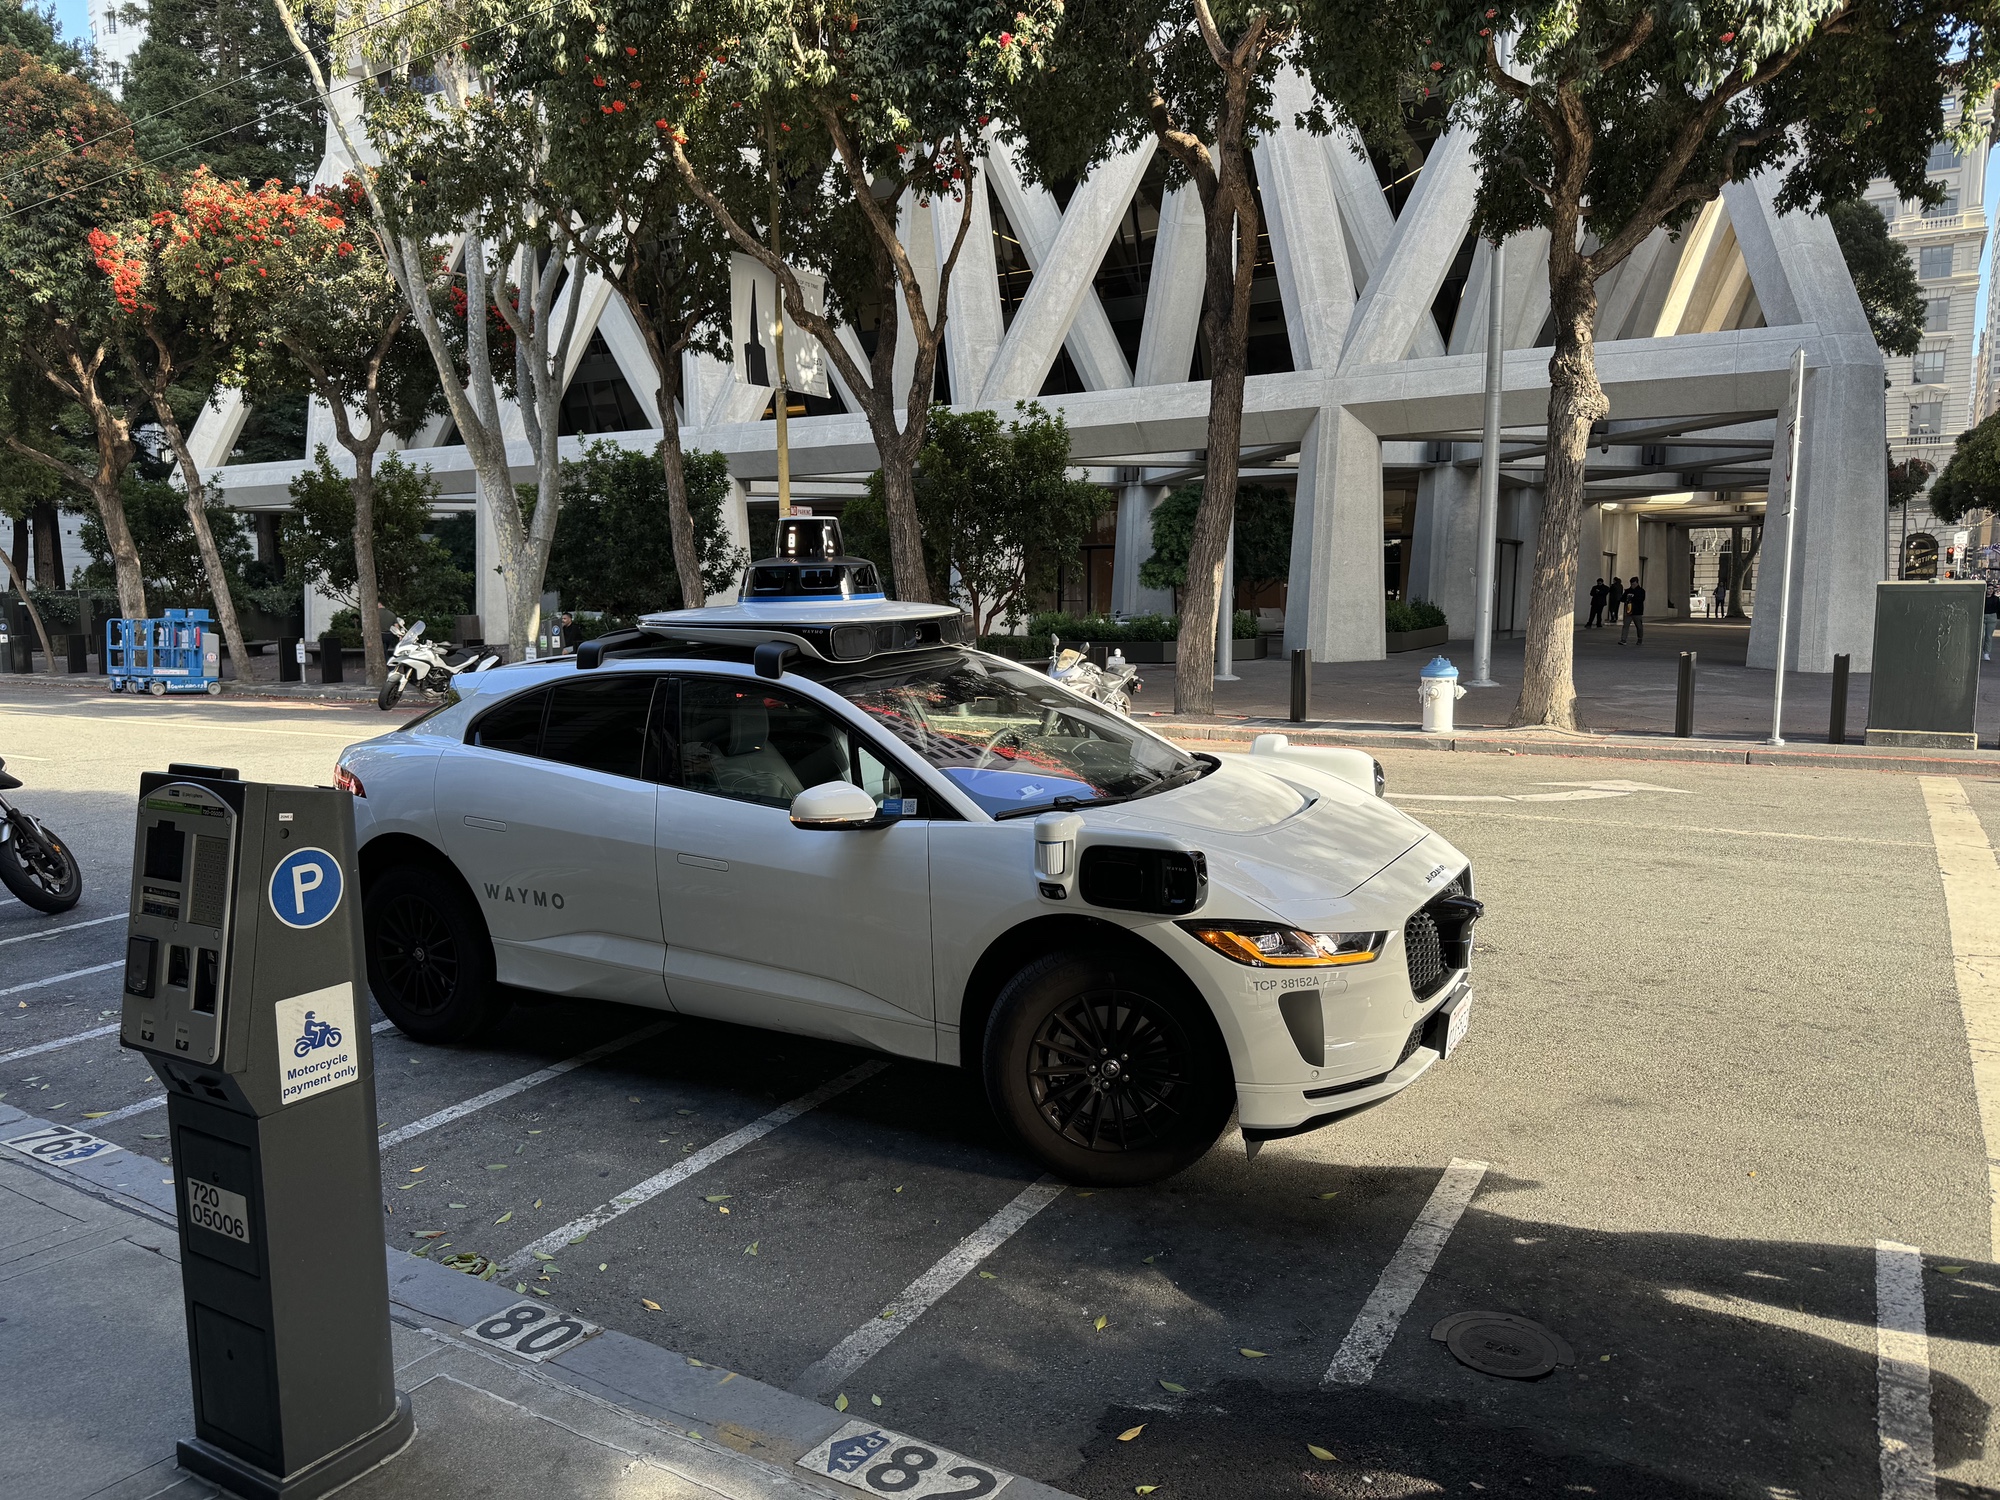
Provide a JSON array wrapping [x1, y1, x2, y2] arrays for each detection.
[[1404, 879, 1466, 1002]]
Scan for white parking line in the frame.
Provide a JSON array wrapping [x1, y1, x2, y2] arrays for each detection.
[[502, 1059, 890, 1272], [377, 1021, 673, 1149], [0, 961, 123, 999], [0, 1019, 121, 1063], [1322, 1158, 1489, 1386], [1919, 778, 2000, 1257], [792, 1176, 1066, 1397], [0, 914, 125, 947], [1876, 1240, 1937, 1500]]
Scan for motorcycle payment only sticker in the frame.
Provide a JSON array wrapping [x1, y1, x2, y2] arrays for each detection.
[[275, 981, 359, 1105]]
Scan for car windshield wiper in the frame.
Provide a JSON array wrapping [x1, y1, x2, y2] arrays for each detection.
[[992, 758, 1210, 820]]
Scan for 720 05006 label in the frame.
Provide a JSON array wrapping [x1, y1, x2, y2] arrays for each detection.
[[185, 1178, 251, 1244], [800, 1420, 1013, 1497]]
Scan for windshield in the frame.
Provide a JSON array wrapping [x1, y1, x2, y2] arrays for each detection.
[[821, 649, 1203, 817]]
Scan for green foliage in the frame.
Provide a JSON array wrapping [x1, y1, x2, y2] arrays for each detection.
[[78, 474, 250, 604], [1386, 597, 1447, 633], [1927, 420, 2000, 525], [545, 442, 746, 615], [1826, 200, 1925, 357], [1139, 483, 1294, 594], [1888, 455, 1935, 511], [284, 447, 471, 620], [120, 0, 318, 187], [1026, 610, 1258, 640]]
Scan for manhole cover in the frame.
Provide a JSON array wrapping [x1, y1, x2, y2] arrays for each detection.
[[1430, 1312, 1575, 1379]]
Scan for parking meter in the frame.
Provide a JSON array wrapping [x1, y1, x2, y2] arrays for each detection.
[[120, 763, 412, 1498]]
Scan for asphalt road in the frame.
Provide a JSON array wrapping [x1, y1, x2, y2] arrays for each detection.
[[3, 680, 1997, 1499]]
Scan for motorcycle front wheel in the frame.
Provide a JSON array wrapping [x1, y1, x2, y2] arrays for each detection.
[[378, 668, 406, 711], [0, 817, 83, 913]]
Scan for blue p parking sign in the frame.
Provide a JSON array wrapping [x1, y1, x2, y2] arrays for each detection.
[[269, 847, 343, 929]]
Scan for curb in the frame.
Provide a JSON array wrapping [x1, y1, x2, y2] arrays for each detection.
[[1151, 718, 2000, 775], [0, 1101, 1077, 1500]]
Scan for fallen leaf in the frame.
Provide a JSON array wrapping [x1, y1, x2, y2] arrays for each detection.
[[678, 1109, 695, 1115], [1939, 1266, 1967, 1275], [412, 1230, 445, 1238], [83, 1111, 108, 1119], [141, 1133, 165, 1140], [530, 1287, 550, 1296], [704, 1194, 732, 1203], [895, 1186, 904, 1194], [642, 1298, 661, 1310], [1316, 1192, 1340, 1200], [687, 1358, 704, 1367], [979, 1271, 998, 1280], [397, 1182, 419, 1190], [719, 1371, 737, 1385], [744, 1241, 759, 1256], [528, 1129, 543, 1135], [871, 1395, 883, 1407], [1136, 1488, 1158, 1495], [629, 1095, 641, 1103], [515, 1282, 526, 1293], [835, 1393, 849, 1412], [410, 1166, 426, 1173], [1143, 1256, 1156, 1265], [487, 1164, 508, 1171], [1094, 1315, 1108, 1331], [1308, 1445, 1337, 1461], [1077, 1191, 1094, 1198], [1599, 1354, 1611, 1363], [534, 1199, 544, 1209], [599, 1263, 608, 1271], [450, 1203, 469, 1209], [719, 1206, 730, 1214], [514, 1144, 524, 1154], [568, 1235, 590, 1244], [532, 1251, 555, 1261], [1159, 1380, 1186, 1393], [1119, 1425, 1146, 1442], [494, 1211, 513, 1224], [1239, 1348, 1268, 1358]]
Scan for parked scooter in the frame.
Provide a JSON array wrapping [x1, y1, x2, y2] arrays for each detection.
[[1049, 637, 1142, 716], [378, 619, 502, 710], [0, 757, 82, 913]]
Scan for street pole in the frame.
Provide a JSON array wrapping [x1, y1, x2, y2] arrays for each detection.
[[1767, 346, 1806, 746], [768, 132, 791, 521], [1468, 238, 1504, 687], [1214, 527, 1238, 682]]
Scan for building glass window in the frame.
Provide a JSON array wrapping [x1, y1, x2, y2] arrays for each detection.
[[1921, 246, 1955, 280], [1928, 141, 1962, 170], [102, 8, 116, 33], [1909, 401, 1944, 436], [1929, 192, 1960, 218], [1913, 349, 1947, 384], [1925, 296, 1952, 332]]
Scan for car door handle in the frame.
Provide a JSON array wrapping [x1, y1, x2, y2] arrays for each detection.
[[464, 816, 508, 832], [676, 853, 728, 872]]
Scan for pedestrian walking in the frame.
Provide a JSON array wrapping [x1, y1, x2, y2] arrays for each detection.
[[1606, 576, 1626, 628], [1713, 581, 1727, 619], [1587, 578, 1608, 628], [1619, 576, 1647, 645]]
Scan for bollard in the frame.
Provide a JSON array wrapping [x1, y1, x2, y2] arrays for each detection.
[[1290, 648, 1312, 722], [1674, 652, 1697, 737], [1829, 653, 1850, 745], [5, 600, 30, 673], [66, 633, 87, 673], [1418, 655, 1465, 734], [318, 632, 344, 684], [279, 636, 302, 683]]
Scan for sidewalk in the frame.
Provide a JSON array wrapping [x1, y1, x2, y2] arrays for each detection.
[[0, 1101, 1072, 1500]]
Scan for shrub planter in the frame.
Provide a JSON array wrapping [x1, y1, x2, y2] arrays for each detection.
[[1385, 624, 1449, 654]]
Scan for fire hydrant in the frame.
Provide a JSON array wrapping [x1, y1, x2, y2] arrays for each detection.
[[1418, 655, 1465, 734]]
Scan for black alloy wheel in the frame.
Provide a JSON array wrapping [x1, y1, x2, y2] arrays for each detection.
[[985, 950, 1233, 1186], [363, 864, 505, 1042], [0, 816, 83, 913]]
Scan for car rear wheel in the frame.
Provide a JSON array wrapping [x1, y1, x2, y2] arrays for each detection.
[[983, 950, 1233, 1187], [364, 864, 507, 1042]]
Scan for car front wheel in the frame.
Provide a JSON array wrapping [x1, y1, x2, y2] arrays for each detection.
[[983, 950, 1233, 1187], [363, 864, 507, 1042]]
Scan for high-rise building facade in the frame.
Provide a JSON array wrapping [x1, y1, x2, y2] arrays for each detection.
[[89, 2, 145, 94]]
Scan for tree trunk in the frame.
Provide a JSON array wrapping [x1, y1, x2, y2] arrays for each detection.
[[352, 454, 386, 686], [151, 400, 251, 683], [8, 513, 24, 587], [93, 474, 147, 621], [30, 502, 61, 587], [0, 543, 57, 671], [877, 432, 930, 605], [1509, 268, 1607, 730], [656, 359, 707, 609]]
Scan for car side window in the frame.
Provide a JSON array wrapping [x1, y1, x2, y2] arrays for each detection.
[[468, 686, 548, 756], [540, 676, 657, 780], [679, 679, 853, 809]]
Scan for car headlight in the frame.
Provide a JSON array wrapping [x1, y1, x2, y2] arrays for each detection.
[[1179, 921, 1387, 967]]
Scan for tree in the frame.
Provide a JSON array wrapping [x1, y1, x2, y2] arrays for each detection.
[[1012, 0, 1406, 712], [907, 401, 1104, 633], [1929, 418, 2000, 525], [1888, 453, 1934, 510], [546, 441, 745, 617], [646, 0, 1066, 604], [274, 0, 597, 659], [1412, 0, 1990, 728], [78, 469, 253, 605], [119, 0, 319, 186], [1140, 481, 1293, 594], [1827, 198, 1924, 357], [285, 447, 470, 622], [0, 46, 157, 617], [154, 169, 441, 684]]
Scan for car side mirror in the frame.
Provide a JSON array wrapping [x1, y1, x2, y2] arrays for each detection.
[[790, 781, 881, 829]]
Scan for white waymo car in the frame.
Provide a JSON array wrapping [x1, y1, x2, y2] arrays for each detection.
[[337, 522, 1480, 1186]]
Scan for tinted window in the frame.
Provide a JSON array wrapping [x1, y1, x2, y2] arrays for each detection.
[[470, 688, 548, 756], [540, 676, 657, 780], [680, 680, 853, 809]]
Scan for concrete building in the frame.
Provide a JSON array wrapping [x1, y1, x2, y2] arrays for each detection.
[[196, 74, 1891, 670], [88, 1, 145, 94], [1867, 92, 1994, 578]]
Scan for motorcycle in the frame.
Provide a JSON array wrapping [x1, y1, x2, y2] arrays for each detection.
[[1049, 637, 1142, 716], [379, 619, 502, 711], [0, 758, 82, 913], [292, 1010, 343, 1057]]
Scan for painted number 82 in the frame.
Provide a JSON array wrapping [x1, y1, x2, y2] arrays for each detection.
[[864, 1445, 997, 1497]]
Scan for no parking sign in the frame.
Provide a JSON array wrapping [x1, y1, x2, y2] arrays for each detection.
[[269, 846, 344, 929]]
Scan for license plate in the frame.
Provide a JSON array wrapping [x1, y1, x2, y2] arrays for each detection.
[[1443, 991, 1472, 1058]]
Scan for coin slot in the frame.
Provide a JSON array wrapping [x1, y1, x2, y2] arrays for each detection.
[[193, 949, 220, 1014], [167, 945, 191, 990]]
